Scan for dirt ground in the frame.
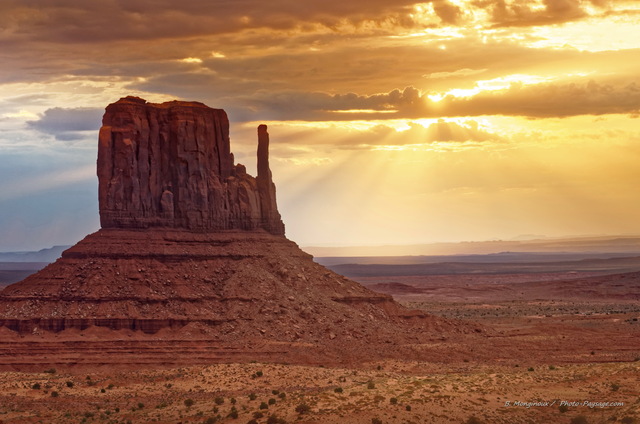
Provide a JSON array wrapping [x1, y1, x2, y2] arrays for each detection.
[[0, 360, 637, 424], [0, 270, 638, 424]]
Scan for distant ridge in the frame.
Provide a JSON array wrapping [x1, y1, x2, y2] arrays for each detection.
[[304, 236, 640, 257], [0, 246, 69, 263]]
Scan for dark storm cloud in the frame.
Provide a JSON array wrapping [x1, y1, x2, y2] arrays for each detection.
[[27, 107, 103, 141]]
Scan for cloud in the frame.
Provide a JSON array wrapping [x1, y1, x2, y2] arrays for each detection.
[[433, 1, 463, 24], [425, 68, 488, 79], [0, 0, 424, 44], [265, 120, 503, 150], [27, 107, 103, 141], [231, 78, 640, 121], [478, 0, 588, 27]]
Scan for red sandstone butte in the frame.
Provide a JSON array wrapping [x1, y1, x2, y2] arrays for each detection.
[[0, 97, 464, 368]]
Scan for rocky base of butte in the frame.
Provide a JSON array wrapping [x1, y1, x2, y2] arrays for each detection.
[[0, 97, 469, 369]]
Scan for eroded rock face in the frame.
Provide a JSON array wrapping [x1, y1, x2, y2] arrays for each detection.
[[0, 96, 459, 368], [98, 96, 284, 235]]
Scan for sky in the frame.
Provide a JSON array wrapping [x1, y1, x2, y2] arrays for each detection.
[[1, 0, 640, 252]]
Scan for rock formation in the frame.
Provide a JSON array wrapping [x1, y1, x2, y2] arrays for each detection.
[[0, 97, 462, 368], [98, 96, 284, 234]]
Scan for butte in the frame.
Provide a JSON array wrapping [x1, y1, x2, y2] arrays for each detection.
[[0, 97, 463, 369]]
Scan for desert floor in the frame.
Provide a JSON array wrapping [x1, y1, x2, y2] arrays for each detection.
[[0, 270, 638, 424]]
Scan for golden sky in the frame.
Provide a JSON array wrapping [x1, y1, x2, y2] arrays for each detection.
[[0, 0, 639, 250]]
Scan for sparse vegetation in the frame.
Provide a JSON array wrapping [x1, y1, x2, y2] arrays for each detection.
[[266, 414, 286, 424], [214, 396, 224, 405], [184, 398, 194, 407], [367, 381, 375, 389], [259, 401, 268, 410], [227, 407, 238, 419], [32, 383, 41, 390], [295, 403, 311, 414], [559, 404, 569, 413]]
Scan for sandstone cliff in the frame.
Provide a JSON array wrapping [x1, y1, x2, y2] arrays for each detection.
[[0, 97, 464, 368], [98, 96, 284, 235]]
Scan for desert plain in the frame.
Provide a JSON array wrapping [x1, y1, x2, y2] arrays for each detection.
[[0, 253, 638, 424]]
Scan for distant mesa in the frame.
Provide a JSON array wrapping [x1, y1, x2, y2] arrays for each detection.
[[0, 97, 456, 368]]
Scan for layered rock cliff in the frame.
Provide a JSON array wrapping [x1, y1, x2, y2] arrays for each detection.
[[98, 96, 284, 235], [0, 96, 464, 368]]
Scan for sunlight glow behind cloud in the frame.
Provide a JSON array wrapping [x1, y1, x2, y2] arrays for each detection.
[[0, 0, 639, 250]]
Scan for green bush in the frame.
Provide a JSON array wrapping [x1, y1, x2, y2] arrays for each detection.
[[51, 391, 59, 397], [334, 387, 343, 393], [253, 411, 264, 419], [248, 393, 257, 401], [66, 381, 74, 388], [259, 401, 268, 410], [268, 398, 276, 405], [405, 405, 412, 411], [32, 383, 41, 390], [390, 397, 398, 404], [184, 398, 194, 407]]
